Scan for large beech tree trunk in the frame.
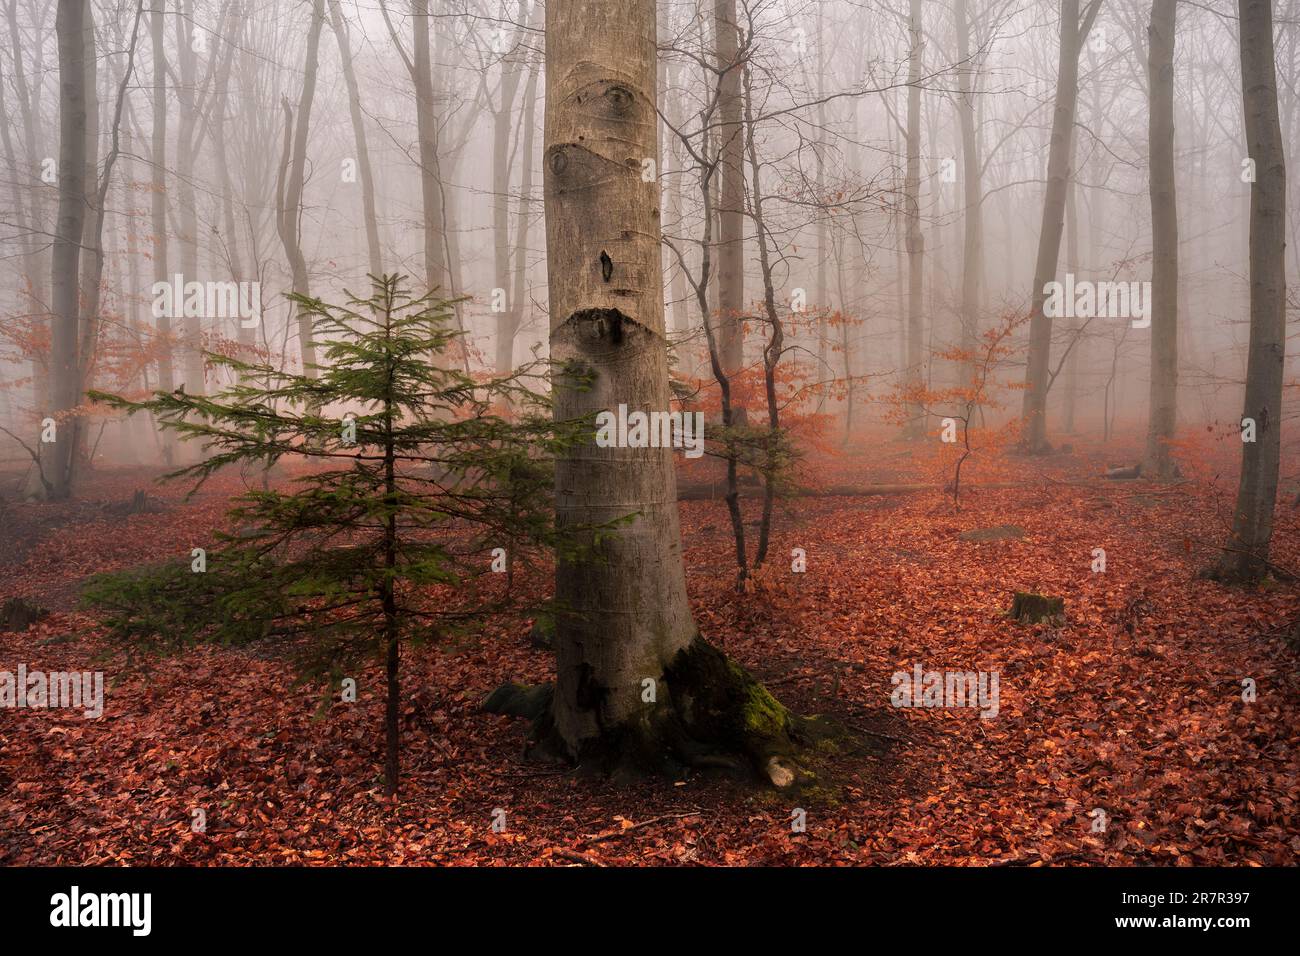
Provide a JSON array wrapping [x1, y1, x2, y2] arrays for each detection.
[[1143, 0, 1179, 477], [536, 0, 798, 783], [1218, 0, 1287, 580]]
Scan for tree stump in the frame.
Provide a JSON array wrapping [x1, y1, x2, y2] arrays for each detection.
[[1010, 592, 1064, 624], [0, 597, 49, 632]]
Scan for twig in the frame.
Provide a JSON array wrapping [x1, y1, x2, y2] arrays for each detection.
[[585, 811, 702, 845], [846, 721, 911, 744], [550, 848, 606, 867]]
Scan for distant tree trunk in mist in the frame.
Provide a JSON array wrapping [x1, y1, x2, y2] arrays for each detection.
[[175, 2, 205, 395], [214, 9, 250, 355], [5, 0, 50, 414], [328, 0, 382, 279], [70, 3, 99, 475], [491, 2, 530, 376], [412, 0, 448, 292], [903, 0, 925, 439], [743, 58, 784, 569], [715, 0, 745, 385], [1085, 46, 1107, 431], [814, 2, 828, 414], [77, 6, 143, 467], [955, 0, 983, 365], [1217, 0, 1287, 581], [150, 2, 174, 461], [662, 55, 691, 339], [499, 51, 540, 376], [49, 0, 89, 499], [276, 0, 324, 377], [539, 0, 797, 783], [1020, 0, 1100, 452], [1063, 147, 1079, 433], [1143, 0, 1179, 478], [667, 127, 690, 336]]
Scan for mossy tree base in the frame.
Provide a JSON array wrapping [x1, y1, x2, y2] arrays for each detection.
[[483, 636, 810, 788]]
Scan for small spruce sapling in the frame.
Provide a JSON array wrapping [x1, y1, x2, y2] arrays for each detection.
[[85, 275, 591, 795]]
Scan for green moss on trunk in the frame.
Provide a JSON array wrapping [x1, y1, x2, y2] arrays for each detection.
[[483, 635, 807, 787]]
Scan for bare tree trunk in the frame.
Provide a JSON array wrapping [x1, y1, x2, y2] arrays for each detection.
[[490, 2, 530, 375], [174, 0, 204, 394], [538, 0, 797, 783], [70, 1, 99, 476], [1020, 0, 1100, 452], [955, 0, 983, 366], [1217, 0, 1287, 580], [903, 0, 926, 439], [715, 0, 744, 381], [412, 0, 447, 292], [499, 46, 540, 376], [150, 0, 174, 461], [49, 0, 89, 499], [77, 6, 145, 472], [328, 0, 382, 278], [1143, 0, 1179, 477], [666, 125, 690, 336], [5, 0, 50, 415], [1087, 46, 1107, 431], [275, 0, 325, 377], [814, 2, 828, 415], [213, 6, 250, 358], [743, 58, 783, 570], [1064, 131, 1080, 433]]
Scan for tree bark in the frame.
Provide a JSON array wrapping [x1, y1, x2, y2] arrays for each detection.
[[412, 0, 447, 292], [175, 0, 204, 394], [903, 0, 926, 439], [275, 0, 325, 377], [1217, 0, 1287, 580], [539, 0, 797, 783], [955, 0, 983, 366], [500, 49, 540, 376], [5, 0, 50, 415], [715, 0, 744, 380], [1019, 0, 1100, 452], [1143, 0, 1179, 478], [49, 0, 90, 500], [328, 0, 382, 279]]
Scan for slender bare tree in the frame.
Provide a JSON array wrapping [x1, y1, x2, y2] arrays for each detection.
[[1144, 0, 1179, 477]]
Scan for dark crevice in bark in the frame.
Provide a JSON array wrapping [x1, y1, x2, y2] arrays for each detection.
[[563, 307, 652, 347]]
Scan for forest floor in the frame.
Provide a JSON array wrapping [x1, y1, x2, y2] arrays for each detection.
[[1, 431, 1298, 865]]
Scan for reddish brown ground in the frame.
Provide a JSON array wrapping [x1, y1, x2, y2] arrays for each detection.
[[1, 433, 1297, 865]]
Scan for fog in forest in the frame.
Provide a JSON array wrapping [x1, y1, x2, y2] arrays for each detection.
[[1, 0, 1299, 879], [1, 0, 1294, 486]]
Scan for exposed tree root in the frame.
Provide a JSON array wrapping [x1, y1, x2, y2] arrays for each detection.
[[482, 635, 824, 789]]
